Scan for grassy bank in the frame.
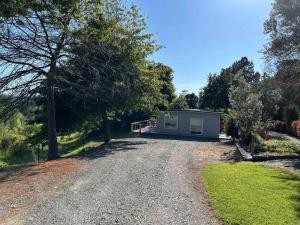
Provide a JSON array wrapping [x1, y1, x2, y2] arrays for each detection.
[[0, 130, 137, 168], [201, 162, 300, 225]]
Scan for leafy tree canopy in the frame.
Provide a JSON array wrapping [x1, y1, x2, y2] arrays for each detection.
[[200, 57, 260, 111]]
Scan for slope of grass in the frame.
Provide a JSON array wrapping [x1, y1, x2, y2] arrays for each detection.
[[58, 133, 101, 157], [201, 162, 300, 225], [0, 129, 137, 168]]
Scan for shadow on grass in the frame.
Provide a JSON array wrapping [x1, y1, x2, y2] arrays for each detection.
[[272, 172, 300, 220]]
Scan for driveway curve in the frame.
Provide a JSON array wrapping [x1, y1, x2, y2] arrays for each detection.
[[25, 138, 220, 225]]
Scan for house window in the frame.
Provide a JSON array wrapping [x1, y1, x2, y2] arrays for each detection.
[[190, 118, 203, 135], [164, 115, 178, 130]]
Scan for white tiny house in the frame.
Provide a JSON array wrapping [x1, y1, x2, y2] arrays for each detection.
[[154, 110, 223, 138]]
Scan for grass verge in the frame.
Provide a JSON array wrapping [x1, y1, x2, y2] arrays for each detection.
[[201, 162, 300, 225]]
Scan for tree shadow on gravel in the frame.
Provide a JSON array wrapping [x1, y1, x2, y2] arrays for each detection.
[[77, 140, 148, 161]]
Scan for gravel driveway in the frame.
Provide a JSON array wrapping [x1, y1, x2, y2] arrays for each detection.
[[24, 137, 220, 225]]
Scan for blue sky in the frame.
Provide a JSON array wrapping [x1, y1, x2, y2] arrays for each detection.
[[134, 0, 273, 94]]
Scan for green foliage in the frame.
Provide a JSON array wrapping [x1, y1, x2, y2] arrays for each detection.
[[230, 75, 263, 144], [0, 111, 44, 167], [264, 0, 300, 117], [149, 63, 176, 110], [201, 162, 300, 225], [54, 1, 163, 142], [251, 134, 265, 153], [224, 112, 238, 138], [200, 57, 260, 111], [169, 95, 188, 110], [252, 134, 300, 155], [283, 105, 299, 128], [264, 139, 300, 155], [200, 71, 231, 110], [185, 93, 199, 109], [255, 75, 281, 120]]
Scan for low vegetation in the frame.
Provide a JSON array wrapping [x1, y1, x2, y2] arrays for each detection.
[[263, 139, 300, 155], [252, 135, 300, 155], [201, 162, 300, 225], [0, 128, 137, 168]]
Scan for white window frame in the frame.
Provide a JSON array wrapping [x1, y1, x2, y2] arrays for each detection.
[[164, 115, 179, 130], [190, 117, 204, 135]]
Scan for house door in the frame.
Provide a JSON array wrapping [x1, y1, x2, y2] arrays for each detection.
[[190, 118, 203, 135]]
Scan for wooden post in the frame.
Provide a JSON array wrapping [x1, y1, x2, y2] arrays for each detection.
[[139, 123, 142, 134]]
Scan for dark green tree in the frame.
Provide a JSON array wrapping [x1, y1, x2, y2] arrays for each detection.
[[185, 93, 199, 109], [200, 71, 232, 110], [148, 63, 175, 110], [230, 57, 260, 84], [169, 95, 188, 110], [200, 57, 261, 111], [59, 4, 161, 143]]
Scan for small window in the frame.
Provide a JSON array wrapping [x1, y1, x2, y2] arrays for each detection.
[[190, 118, 203, 135], [164, 115, 178, 130]]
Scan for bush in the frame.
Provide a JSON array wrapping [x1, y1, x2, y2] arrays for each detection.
[[251, 134, 300, 155], [224, 112, 238, 138], [267, 120, 286, 133], [291, 120, 300, 138], [251, 134, 266, 153], [283, 105, 299, 133], [1, 145, 34, 165], [0, 136, 17, 150], [263, 140, 300, 154]]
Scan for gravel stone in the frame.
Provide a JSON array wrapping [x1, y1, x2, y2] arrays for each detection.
[[24, 138, 220, 225]]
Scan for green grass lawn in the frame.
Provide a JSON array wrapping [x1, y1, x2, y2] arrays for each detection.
[[201, 162, 300, 225]]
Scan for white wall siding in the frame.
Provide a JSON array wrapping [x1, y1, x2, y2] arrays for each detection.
[[155, 111, 221, 138]]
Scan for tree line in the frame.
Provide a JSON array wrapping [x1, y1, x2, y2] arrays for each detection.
[[0, 0, 177, 161], [169, 0, 300, 144], [0, 0, 299, 161]]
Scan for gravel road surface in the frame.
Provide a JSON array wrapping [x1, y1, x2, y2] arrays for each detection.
[[24, 138, 220, 225]]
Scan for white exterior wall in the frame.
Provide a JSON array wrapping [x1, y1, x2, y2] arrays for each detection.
[[155, 111, 221, 138]]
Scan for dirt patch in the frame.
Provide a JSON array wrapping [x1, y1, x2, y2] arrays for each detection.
[[195, 141, 239, 163], [0, 158, 85, 225]]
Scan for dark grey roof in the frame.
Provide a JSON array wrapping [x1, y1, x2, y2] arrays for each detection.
[[161, 109, 224, 115]]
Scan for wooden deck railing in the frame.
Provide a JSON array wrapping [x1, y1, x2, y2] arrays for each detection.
[[131, 120, 155, 133]]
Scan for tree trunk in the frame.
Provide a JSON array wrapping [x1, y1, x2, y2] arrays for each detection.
[[102, 111, 111, 144], [47, 72, 59, 160]]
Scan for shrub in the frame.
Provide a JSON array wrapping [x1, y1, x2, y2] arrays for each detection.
[[251, 133, 300, 155], [283, 105, 299, 133], [251, 134, 266, 153], [0, 136, 17, 150], [1, 144, 34, 165], [224, 113, 238, 139], [263, 140, 300, 154], [292, 120, 300, 138], [267, 120, 286, 133]]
